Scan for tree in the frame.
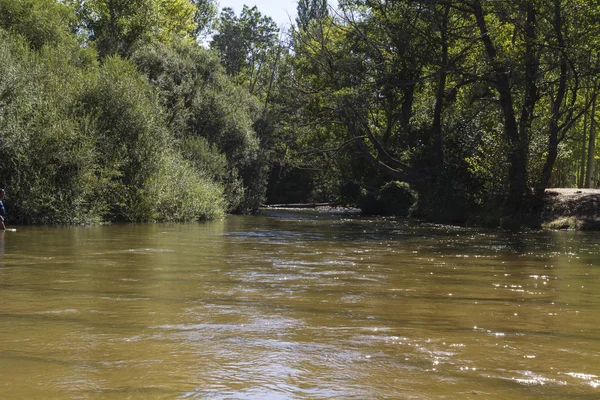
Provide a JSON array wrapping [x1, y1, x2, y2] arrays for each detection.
[[76, 0, 198, 57], [284, 0, 600, 222], [585, 87, 598, 188], [191, 0, 218, 38], [296, 0, 328, 31], [0, 0, 78, 49], [210, 5, 279, 94], [471, 0, 598, 211], [131, 41, 268, 211], [285, 0, 485, 219]]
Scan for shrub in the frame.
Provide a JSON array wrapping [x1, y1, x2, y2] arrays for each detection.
[[0, 31, 227, 224], [377, 181, 416, 216], [359, 181, 416, 216], [131, 42, 265, 212], [0, 0, 77, 50], [0, 30, 103, 224], [152, 154, 225, 222], [79, 56, 172, 221]]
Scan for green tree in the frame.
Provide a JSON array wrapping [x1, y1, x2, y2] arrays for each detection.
[[0, 29, 103, 223], [131, 41, 266, 211], [211, 5, 279, 94], [285, 1, 480, 219], [0, 0, 78, 49], [76, 0, 198, 57], [282, 0, 600, 223], [296, 0, 328, 31], [191, 0, 218, 38]]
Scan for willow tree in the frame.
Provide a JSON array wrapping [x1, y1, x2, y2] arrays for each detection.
[[0, 0, 77, 49]]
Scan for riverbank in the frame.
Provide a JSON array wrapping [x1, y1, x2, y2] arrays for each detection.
[[542, 188, 600, 230], [261, 191, 600, 230], [261, 203, 362, 215]]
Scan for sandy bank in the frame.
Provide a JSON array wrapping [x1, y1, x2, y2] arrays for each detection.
[[542, 188, 600, 230]]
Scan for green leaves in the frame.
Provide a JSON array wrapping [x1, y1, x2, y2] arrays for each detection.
[[76, 0, 198, 57], [0, 0, 78, 49], [211, 5, 279, 93], [131, 41, 265, 212]]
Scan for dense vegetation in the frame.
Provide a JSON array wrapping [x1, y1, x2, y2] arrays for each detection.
[[0, 0, 598, 226]]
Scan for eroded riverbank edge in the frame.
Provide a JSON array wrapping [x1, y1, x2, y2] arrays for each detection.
[[542, 188, 600, 230], [262, 189, 600, 231]]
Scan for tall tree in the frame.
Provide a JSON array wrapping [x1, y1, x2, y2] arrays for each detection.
[[76, 0, 198, 57], [191, 0, 218, 38], [211, 5, 279, 95], [284, 0, 600, 221], [286, 0, 487, 219], [296, 0, 328, 31]]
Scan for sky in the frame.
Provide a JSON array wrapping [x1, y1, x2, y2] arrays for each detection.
[[217, 0, 299, 29]]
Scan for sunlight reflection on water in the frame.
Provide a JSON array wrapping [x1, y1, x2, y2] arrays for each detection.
[[0, 215, 599, 399]]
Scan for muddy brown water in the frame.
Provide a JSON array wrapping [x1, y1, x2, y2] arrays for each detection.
[[0, 210, 599, 399]]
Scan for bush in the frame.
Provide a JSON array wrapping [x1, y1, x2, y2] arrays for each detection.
[[0, 30, 104, 224], [378, 181, 416, 216], [80, 56, 228, 222], [152, 154, 225, 222], [0, 0, 77, 50], [78, 56, 171, 221], [131, 42, 265, 212], [359, 181, 416, 216], [0, 31, 227, 224]]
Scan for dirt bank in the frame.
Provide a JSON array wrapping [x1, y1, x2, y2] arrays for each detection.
[[542, 188, 600, 230]]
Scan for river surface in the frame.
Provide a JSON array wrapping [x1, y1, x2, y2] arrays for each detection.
[[0, 210, 599, 399]]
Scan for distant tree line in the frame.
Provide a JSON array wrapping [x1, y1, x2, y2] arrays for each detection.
[[0, 0, 598, 226]]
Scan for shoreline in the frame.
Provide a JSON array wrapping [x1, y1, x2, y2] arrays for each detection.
[[262, 188, 600, 231], [541, 188, 600, 230]]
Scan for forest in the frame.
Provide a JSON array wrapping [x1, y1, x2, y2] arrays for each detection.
[[0, 0, 599, 226]]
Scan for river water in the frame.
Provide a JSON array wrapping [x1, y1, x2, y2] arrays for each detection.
[[0, 210, 599, 399]]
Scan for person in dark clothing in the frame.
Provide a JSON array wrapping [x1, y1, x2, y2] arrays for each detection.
[[0, 189, 6, 230]]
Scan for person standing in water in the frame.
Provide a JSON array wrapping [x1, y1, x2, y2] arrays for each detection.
[[0, 189, 6, 230]]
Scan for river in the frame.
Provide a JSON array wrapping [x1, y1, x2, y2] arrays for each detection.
[[0, 210, 599, 399]]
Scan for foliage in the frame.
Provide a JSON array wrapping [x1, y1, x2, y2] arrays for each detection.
[[0, 0, 78, 49], [0, 29, 103, 224], [152, 153, 225, 222], [0, 27, 226, 224], [191, 0, 219, 38], [78, 56, 170, 221], [131, 41, 265, 212], [361, 181, 415, 217], [282, 0, 600, 224], [2, 0, 600, 228], [296, 0, 328, 31], [211, 6, 279, 95], [75, 0, 198, 57]]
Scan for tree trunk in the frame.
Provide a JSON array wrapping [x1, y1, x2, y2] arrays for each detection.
[[402, 83, 416, 147], [473, 0, 530, 215], [537, 0, 567, 199], [586, 92, 597, 187], [431, 2, 451, 169], [579, 98, 588, 188]]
